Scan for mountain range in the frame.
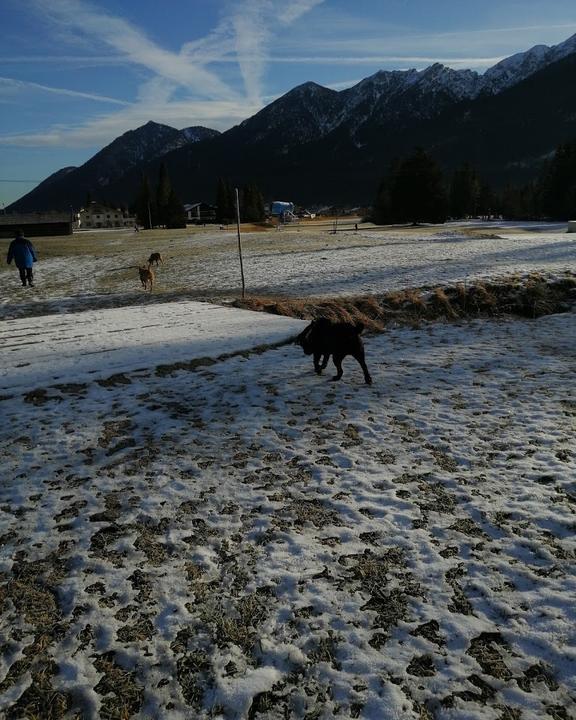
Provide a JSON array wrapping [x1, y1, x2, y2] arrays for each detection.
[[9, 33, 576, 212]]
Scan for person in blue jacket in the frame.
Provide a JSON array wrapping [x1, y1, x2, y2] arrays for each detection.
[[7, 229, 37, 287]]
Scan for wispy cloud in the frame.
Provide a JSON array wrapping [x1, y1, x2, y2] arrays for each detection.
[[0, 98, 261, 147], [0, 76, 131, 105], [0, 55, 128, 66], [255, 55, 504, 68], [29, 0, 240, 101], [277, 20, 576, 58], [2, 0, 324, 148], [6, 0, 573, 152], [278, 0, 325, 25], [183, 0, 327, 105], [230, 0, 271, 104]]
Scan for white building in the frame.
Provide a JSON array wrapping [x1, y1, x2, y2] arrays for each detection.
[[183, 202, 216, 223], [77, 202, 135, 229]]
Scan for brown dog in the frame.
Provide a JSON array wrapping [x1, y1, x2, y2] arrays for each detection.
[[296, 318, 372, 384], [147, 252, 163, 266], [138, 265, 154, 291]]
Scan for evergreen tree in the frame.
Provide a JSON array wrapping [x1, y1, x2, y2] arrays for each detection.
[[216, 178, 235, 221], [241, 183, 265, 222], [539, 142, 576, 219], [477, 184, 497, 219], [156, 162, 172, 227], [388, 148, 447, 224], [164, 188, 187, 229], [134, 174, 155, 229], [449, 163, 480, 219], [499, 183, 539, 220], [371, 158, 400, 224]]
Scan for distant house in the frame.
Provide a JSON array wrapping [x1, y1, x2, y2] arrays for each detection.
[[184, 202, 217, 223], [0, 212, 73, 238], [296, 208, 316, 219], [77, 202, 135, 229]]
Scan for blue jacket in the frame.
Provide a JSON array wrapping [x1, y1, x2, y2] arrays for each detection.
[[7, 237, 37, 269]]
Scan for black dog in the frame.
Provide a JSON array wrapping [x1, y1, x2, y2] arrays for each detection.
[[296, 318, 372, 384]]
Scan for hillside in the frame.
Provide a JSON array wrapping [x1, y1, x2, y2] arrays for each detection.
[[102, 53, 576, 207], [7, 34, 576, 211], [9, 122, 220, 213]]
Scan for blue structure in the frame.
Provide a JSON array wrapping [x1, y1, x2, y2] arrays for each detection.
[[270, 201, 295, 217]]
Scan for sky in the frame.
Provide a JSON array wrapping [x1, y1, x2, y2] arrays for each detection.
[[1, 0, 576, 207]]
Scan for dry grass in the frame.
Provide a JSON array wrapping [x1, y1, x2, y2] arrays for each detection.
[[233, 274, 576, 332]]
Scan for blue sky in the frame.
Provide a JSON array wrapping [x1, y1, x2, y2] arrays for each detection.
[[1, 0, 576, 206]]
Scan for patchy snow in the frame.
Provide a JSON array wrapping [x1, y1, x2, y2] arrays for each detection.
[[0, 221, 575, 718], [0, 305, 575, 718], [0, 222, 574, 319]]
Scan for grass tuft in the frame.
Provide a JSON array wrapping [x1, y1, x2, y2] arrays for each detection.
[[233, 273, 576, 331]]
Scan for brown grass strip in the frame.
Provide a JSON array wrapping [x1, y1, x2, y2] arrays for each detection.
[[232, 274, 576, 331]]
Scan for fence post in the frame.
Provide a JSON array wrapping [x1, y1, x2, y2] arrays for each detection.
[[235, 188, 246, 299]]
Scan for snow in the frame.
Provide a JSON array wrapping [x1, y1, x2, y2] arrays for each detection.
[[0, 224, 575, 719], [482, 44, 552, 94], [0, 301, 305, 391], [272, 30, 576, 138], [1, 309, 575, 718], [1, 222, 573, 320]]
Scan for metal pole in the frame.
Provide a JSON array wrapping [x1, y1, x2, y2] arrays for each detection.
[[235, 187, 246, 299], [147, 200, 152, 230]]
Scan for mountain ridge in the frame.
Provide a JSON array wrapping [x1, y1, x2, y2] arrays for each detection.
[[8, 32, 576, 212]]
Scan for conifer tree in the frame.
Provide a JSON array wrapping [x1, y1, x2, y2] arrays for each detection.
[[371, 158, 400, 224], [216, 178, 235, 221], [164, 188, 187, 228], [389, 148, 447, 224], [500, 183, 539, 220], [539, 142, 576, 219], [449, 163, 480, 219], [477, 184, 497, 219], [134, 174, 155, 229], [152, 162, 186, 228], [242, 183, 265, 222], [156, 162, 172, 227]]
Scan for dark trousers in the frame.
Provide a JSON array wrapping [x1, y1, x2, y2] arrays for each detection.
[[18, 267, 33, 286]]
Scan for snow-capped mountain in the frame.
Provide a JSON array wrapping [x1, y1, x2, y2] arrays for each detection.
[[9, 122, 220, 212], [8, 32, 576, 212], [237, 82, 343, 146], [91, 121, 217, 175], [481, 32, 576, 94], [181, 126, 220, 144], [129, 48, 576, 206], [337, 65, 483, 142]]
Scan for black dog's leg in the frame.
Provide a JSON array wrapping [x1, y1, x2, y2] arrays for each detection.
[[313, 352, 323, 375], [330, 354, 344, 381], [354, 349, 372, 385], [320, 354, 330, 370]]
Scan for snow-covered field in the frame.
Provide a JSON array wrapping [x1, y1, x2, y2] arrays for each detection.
[[0, 223, 575, 719], [0, 222, 574, 318]]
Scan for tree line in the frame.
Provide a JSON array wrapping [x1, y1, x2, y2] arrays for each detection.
[[129, 166, 267, 229], [133, 163, 187, 229], [215, 178, 265, 223], [372, 141, 576, 224], [86, 138, 576, 227]]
